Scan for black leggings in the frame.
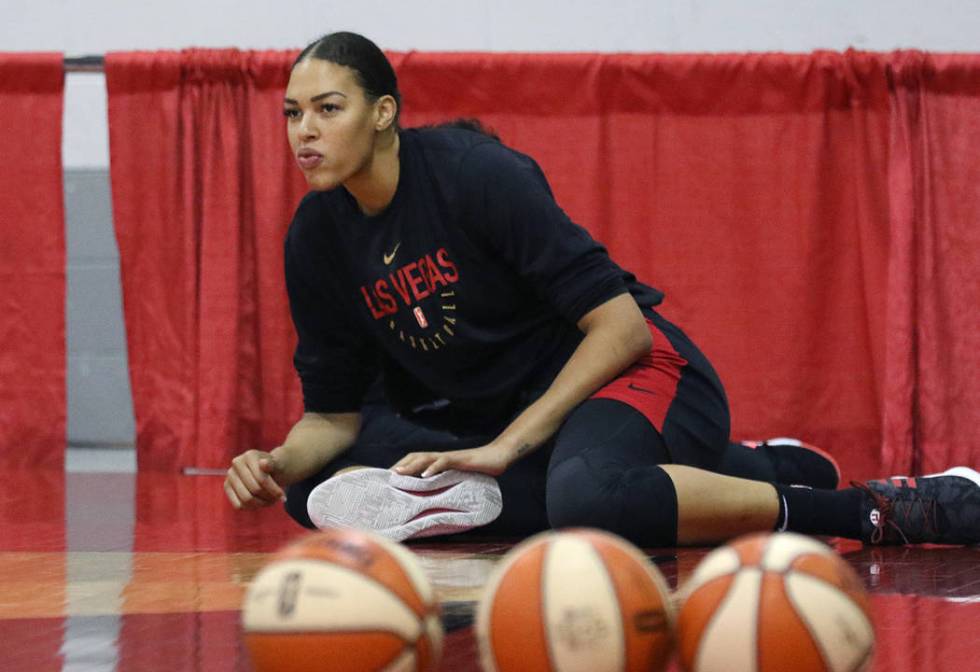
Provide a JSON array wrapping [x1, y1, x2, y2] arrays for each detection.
[[284, 399, 678, 542], [285, 312, 779, 547]]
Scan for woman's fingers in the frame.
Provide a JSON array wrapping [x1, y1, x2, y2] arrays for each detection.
[[393, 452, 427, 470], [421, 456, 452, 477], [392, 452, 463, 477], [392, 452, 440, 476], [226, 474, 261, 509], [223, 480, 242, 509], [225, 451, 283, 509], [256, 458, 286, 499], [392, 453, 418, 469], [232, 459, 268, 495]]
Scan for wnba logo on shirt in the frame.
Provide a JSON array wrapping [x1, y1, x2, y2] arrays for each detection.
[[413, 307, 429, 328], [359, 247, 460, 320]]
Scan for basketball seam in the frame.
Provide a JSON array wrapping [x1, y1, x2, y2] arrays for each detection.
[[764, 537, 873, 672], [847, 639, 875, 672], [754, 567, 767, 672], [382, 538, 438, 608], [356, 552, 430, 620], [607, 534, 675, 627], [475, 562, 503, 672], [778, 555, 871, 601], [782, 574, 836, 671], [381, 647, 418, 672], [592, 541, 633, 671], [695, 570, 760, 671], [783, 570, 874, 672], [478, 534, 553, 672], [541, 541, 561, 672]]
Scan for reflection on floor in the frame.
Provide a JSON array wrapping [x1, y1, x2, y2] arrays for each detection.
[[2, 468, 979, 671]]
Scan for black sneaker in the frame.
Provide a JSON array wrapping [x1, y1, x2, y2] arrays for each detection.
[[853, 467, 980, 545], [741, 437, 841, 490]]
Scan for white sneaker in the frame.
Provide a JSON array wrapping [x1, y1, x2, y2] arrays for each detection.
[[306, 468, 503, 541]]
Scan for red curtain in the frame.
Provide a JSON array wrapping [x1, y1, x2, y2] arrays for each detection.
[[106, 50, 307, 471], [106, 50, 979, 479], [882, 53, 980, 476], [0, 54, 66, 471]]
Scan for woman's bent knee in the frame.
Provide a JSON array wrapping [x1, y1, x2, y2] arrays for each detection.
[[546, 457, 615, 530], [546, 458, 679, 547]]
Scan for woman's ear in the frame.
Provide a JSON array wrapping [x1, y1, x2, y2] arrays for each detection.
[[375, 95, 397, 131]]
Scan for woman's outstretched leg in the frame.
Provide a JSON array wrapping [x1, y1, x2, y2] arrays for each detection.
[[546, 399, 980, 546], [660, 465, 780, 544]]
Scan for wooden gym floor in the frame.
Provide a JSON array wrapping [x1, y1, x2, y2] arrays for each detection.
[[2, 467, 979, 671]]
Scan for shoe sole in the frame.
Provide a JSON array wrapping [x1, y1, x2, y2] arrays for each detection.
[[897, 466, 980, 487], [306, 468, 503, 542], [743, 437, 842, 488]]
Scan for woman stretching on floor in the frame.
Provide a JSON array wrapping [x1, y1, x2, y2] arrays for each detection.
[[224, 32, 979, 548]]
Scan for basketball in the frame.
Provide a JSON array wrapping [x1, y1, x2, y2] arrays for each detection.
[[675, 532, 874, 672], [476, 528, 675, 672], [242, 529, 443, 672]]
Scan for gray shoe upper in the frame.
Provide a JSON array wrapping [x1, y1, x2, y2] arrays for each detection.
[[856, 468, 980, 545]]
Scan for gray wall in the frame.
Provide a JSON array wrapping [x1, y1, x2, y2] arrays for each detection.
[[65, 170, 135, 447], [8, 0, 980, 56]]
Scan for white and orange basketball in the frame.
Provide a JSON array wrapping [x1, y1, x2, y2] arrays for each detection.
[[476, 528, 675, 672], [242, 529, 443, 672], [676, 532, 874, 672]]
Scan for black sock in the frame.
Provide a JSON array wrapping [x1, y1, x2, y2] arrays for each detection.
[[774, 484, 865, 539]]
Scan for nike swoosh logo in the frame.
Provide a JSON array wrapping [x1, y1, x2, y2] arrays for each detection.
[[627, 383, 657, 395], [383, 242, 401, 265]]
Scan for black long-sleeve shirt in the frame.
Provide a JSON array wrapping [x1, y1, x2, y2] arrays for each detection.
[[285, 126, 663, 432]]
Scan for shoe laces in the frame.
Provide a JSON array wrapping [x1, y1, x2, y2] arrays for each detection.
[[851, 480, 940, 545]]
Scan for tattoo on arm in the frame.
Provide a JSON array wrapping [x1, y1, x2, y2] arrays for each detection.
[[516, 443, 533, 457]]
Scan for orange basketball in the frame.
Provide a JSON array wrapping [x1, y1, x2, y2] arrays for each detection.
[[476, 528, 675, 672], [676, 532, 874, 672], [242, 529, 443, 672]]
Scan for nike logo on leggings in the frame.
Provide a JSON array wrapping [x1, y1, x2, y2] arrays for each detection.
[[628, 383, 657, 395]]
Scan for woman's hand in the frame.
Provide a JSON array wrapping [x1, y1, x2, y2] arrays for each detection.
[[224, 449, 287, 510], [392, 443, 523, 478]]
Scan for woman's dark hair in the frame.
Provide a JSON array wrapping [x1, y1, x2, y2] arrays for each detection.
[[293, 32, 401, 126]]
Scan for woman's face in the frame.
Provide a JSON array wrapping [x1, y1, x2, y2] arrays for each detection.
[[284, 59, 382, 191]]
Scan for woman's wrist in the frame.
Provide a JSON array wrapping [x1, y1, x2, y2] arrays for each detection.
[[489, 434, 537, 465], [269, 444, 312, 486]]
